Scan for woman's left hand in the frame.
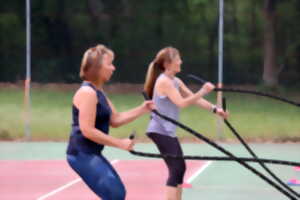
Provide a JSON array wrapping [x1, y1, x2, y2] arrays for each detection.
[[216, 108, 229, 119]]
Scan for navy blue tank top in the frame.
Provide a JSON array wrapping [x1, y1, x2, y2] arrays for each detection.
[[67, 82, 112, 155]]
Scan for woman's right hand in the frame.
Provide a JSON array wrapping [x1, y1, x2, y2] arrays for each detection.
[[119, 138, 135, 151], [201, 82, 215, 95], [141, 100, 156, 113]]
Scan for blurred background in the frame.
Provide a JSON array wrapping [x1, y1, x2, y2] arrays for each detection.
[[0, 0, 299, 141], [1, 0, 299, 85]]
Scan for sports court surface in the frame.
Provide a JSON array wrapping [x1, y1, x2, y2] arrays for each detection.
[[1, 142, 299, 200]]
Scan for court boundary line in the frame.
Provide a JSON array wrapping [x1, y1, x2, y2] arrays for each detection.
[[36, 159, 119, 200], [187, 161, 212, 183]]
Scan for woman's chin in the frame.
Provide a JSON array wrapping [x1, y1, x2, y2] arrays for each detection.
[[106, 74, 113, 81]]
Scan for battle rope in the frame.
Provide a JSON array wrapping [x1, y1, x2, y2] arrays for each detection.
[[187, 74, 300, 108], [222, 97, 299, 198], [190, 74, 299, 197], [129, 150, 300, 166], [128, 92, 298, 200]]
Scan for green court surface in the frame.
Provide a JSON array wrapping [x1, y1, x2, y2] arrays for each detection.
[[1, 142, 299, 199]]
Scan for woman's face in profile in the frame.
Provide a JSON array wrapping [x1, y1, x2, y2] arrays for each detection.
[[168, 54, 182, 74], [98, 53, 115, 82]]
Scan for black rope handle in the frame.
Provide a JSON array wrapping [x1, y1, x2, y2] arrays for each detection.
[[187, 74, 300, 108], [222, 97, 299, 198], [139, 92, 298, 200]]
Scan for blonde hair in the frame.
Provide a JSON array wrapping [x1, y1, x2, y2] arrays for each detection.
[[144, 47, 179, 98], [79, 44, 114, 81]]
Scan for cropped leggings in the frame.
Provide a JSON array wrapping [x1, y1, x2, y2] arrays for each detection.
[[67, 152, 125, 200], [148, 132, 186, 187]]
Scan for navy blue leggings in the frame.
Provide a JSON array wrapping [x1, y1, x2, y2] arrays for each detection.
[[67, 152, 126, 200]]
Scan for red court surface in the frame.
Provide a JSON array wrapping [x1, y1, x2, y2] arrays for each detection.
[[0, 160, 209, 200]]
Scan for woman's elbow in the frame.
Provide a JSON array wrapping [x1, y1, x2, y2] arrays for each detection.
[[80, 127, 94, 139], [110, 121, 122, 128], [109, 114, 123, 128], [177, 102, 188, 108]]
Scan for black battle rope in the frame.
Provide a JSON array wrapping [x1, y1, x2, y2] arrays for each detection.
[[129, 150, 300, 166], [134, 92, 298, 200], [190, 73, 299, 197], [187, 74, 300, 108], [189, 73, 299, 196], [222, 98, 299, 198]]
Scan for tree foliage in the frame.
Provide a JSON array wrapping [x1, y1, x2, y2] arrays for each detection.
[[0, 0, 299, 86]]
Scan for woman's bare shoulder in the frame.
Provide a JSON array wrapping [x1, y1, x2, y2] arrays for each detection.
[[156, 75, 172, 86], [73, 86, 97, 102]]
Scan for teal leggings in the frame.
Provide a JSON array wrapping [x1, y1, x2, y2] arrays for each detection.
[[67, 152, 125, 200]]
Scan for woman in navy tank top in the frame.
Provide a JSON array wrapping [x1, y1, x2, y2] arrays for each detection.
[[144, 47, 228, 200], [66, 44, 154, 200]]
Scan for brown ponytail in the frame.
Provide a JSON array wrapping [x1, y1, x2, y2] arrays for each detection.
[[144, 47, 179, 98]]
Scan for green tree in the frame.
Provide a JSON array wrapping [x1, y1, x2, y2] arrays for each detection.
[[262, 0, 279, 87]]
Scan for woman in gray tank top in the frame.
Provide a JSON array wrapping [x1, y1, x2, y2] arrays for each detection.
[[144, 47, 228, 200]]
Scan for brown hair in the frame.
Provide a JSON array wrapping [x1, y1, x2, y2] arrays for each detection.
[[79, 44, 114, 81], [144, 47, 179, 98]]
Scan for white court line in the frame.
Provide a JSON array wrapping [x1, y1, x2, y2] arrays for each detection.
[[187, 161, 212, 183], [36, 159, 119, 200]]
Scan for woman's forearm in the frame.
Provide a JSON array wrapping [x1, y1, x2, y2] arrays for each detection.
[[177, 88, 207, 108], [195, 98, 215, 112], [110, 105, 147, 128], [82, 128, 124, 148]]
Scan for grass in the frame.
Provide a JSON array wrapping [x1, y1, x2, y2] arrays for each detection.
[[0, 85, 299, 141]]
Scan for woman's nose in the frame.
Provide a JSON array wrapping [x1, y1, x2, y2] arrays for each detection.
[[111, 65, 116, 71]]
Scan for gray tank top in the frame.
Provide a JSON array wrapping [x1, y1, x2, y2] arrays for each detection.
[[147, 74, 180, 137]]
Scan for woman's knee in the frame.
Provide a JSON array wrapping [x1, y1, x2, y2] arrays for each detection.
[[97, 177, 126, 200], [111, 180, 126, 199], [174, 159, 186, 175], [169, 160, 186, 183], [180, 160, 186, 174], [110, 186, 126, 200]]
